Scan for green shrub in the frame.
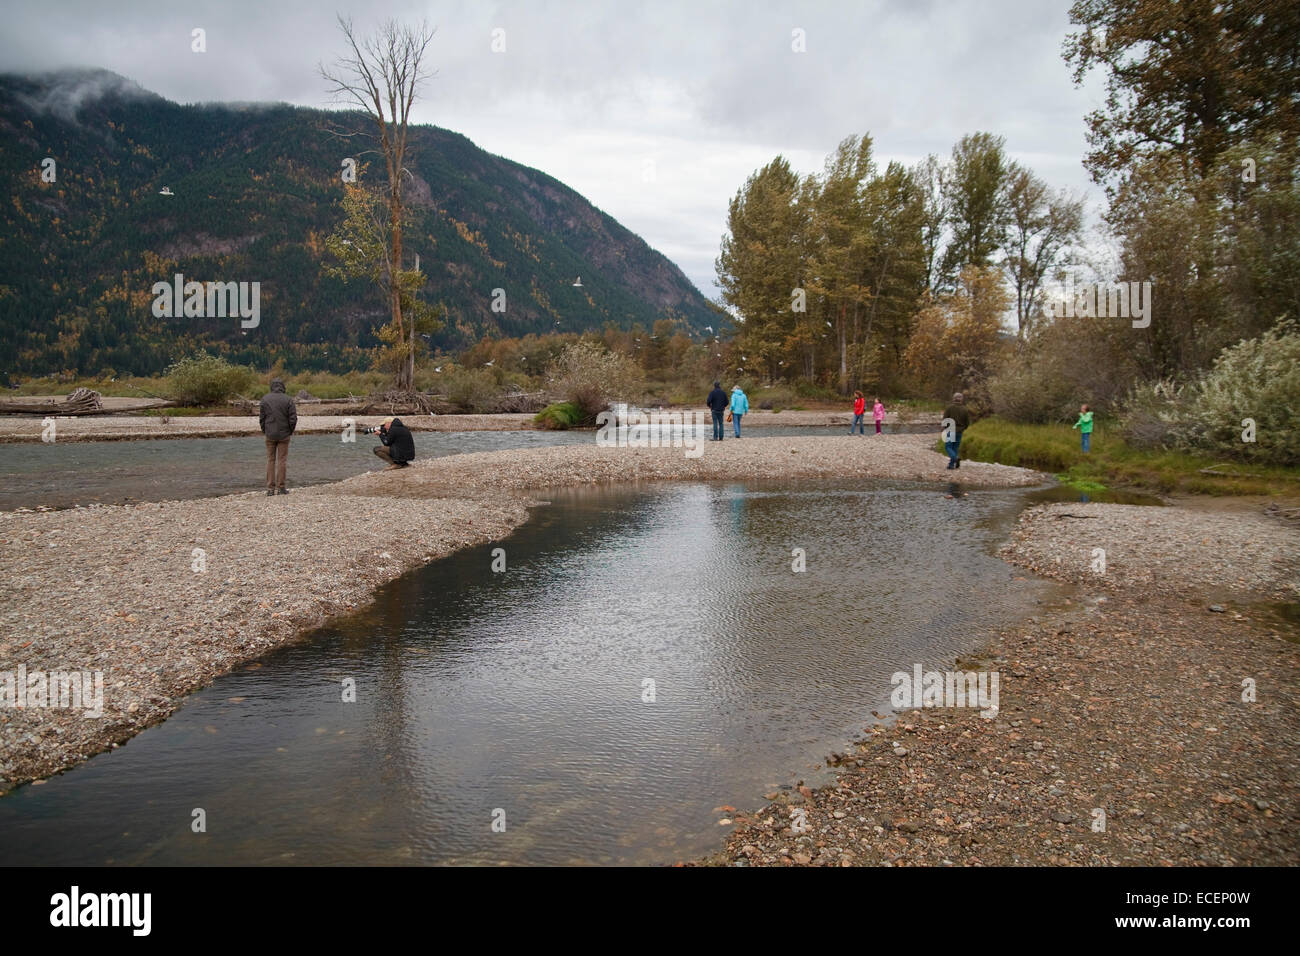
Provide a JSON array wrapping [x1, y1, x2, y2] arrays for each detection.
[[1179, 319, 1300, 467], [1117, 378, 1187, 449], [1117, 320, 1300, 467], [534, 401, 583, 430], [163, 352, 254, 406]]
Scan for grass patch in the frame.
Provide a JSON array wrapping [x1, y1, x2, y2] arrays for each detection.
[[534, 401, 584, 430], [954, 417, 1300, 496]]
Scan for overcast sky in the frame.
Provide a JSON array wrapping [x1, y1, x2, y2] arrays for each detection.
[[0, 0, 1109, 298]]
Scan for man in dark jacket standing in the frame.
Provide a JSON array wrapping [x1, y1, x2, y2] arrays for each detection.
[[706, 381, 728, 441], [941, 391, 972, 469], [258, 378, 297, 494], [373, 417, 416, 469]]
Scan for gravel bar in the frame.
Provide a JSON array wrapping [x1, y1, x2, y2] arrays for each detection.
[[697, 500, 1299, 866]]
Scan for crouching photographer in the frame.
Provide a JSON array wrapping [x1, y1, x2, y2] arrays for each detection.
[[361, 416, 416, 469]]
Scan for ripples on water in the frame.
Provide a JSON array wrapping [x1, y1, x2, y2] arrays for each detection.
[[0, 479, 1062, 865]]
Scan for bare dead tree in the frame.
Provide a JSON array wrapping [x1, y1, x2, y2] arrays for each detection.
[[320, 16, 436, 391]]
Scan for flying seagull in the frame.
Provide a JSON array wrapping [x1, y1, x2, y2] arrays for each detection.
[[704, 325, 713, 333], [573, 276, 583, 287], [484, 360, 494, 367], [434, 366, 443, 373], [159, 187, 174, 196]]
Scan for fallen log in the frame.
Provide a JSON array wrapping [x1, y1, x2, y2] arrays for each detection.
[[0, 388, 105, 416]]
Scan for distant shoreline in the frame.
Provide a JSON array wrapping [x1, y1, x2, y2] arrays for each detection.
[[0, 409, 940, 444]]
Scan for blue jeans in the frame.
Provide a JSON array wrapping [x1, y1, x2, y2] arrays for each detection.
[[850, 413, 865, 434], [1081, 431, 1091, 452], [732, 413, 742, 437], [945, 430, 963, 465], [712, 410, 724, 440]]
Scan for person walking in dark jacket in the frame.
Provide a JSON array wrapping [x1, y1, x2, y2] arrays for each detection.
[[373, 416, 416, 468], [706, 382, 728, 441], [941, 391, 972, 469], [258, 378, 297, 494]]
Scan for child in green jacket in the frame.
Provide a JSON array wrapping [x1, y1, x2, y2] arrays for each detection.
[[1072, 404, 1094, 452]]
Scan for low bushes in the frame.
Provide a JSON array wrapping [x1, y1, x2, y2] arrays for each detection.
[[1119, 319, 1300, 467], [163, 352, 254, 406], [545, 342, 643, 422]]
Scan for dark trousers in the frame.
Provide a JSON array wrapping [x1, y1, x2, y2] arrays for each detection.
[[711, 410, 725, 440], [374, 445, 409, 466], [265, 438, 289, 489]]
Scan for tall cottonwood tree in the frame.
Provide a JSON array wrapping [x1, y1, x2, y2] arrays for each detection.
[[1064, 0, 1300, 194], [913, 153, 948, 296], [940, 133, 1015, 287], [321, 16, 436, 391], [1065, 0, 1300, 378], [715, 156, 809, 381], [1000, 168, 1084, 337]]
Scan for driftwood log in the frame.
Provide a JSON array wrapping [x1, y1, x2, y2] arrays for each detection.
[[0, 388, 105, 416]]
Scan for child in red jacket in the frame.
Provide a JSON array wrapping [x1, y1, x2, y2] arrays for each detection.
[[850, 391, 866, 435]]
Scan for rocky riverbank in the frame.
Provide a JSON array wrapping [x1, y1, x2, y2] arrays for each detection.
[[695, 500, 1299, 866], [0, 433, 1039, 792]]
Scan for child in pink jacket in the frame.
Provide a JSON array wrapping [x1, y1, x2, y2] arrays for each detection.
[[872, 397, 885, 434]]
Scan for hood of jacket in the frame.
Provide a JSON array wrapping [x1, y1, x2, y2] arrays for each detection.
[[270, 379, 286, 393]]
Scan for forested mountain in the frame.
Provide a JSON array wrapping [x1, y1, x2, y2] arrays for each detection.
[[0, 69, 715, 376]]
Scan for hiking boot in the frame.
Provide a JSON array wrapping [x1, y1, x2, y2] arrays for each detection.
[[277, 487, 289, 494], [266, 489, 275, 496]]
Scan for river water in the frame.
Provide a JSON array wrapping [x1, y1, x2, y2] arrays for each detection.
[[0, 478, 1069, 865]]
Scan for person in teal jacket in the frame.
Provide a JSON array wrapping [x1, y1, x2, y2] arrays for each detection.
[[729, 385, 749, 438], [1072, 404, 1094, 452]]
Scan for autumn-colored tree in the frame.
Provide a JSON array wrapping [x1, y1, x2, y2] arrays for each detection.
[[903, 266, 1010, 401], [1064, 0, 1300, 194], [715, 157, 810, 381]]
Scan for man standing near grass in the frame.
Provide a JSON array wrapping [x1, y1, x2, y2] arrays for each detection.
[[1072, 404, 1094, 452], [942, 391, 971, 469], [258, 378, 297, 495]]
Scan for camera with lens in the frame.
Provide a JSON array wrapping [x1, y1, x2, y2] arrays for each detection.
[[359, 424, 381, 436]]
